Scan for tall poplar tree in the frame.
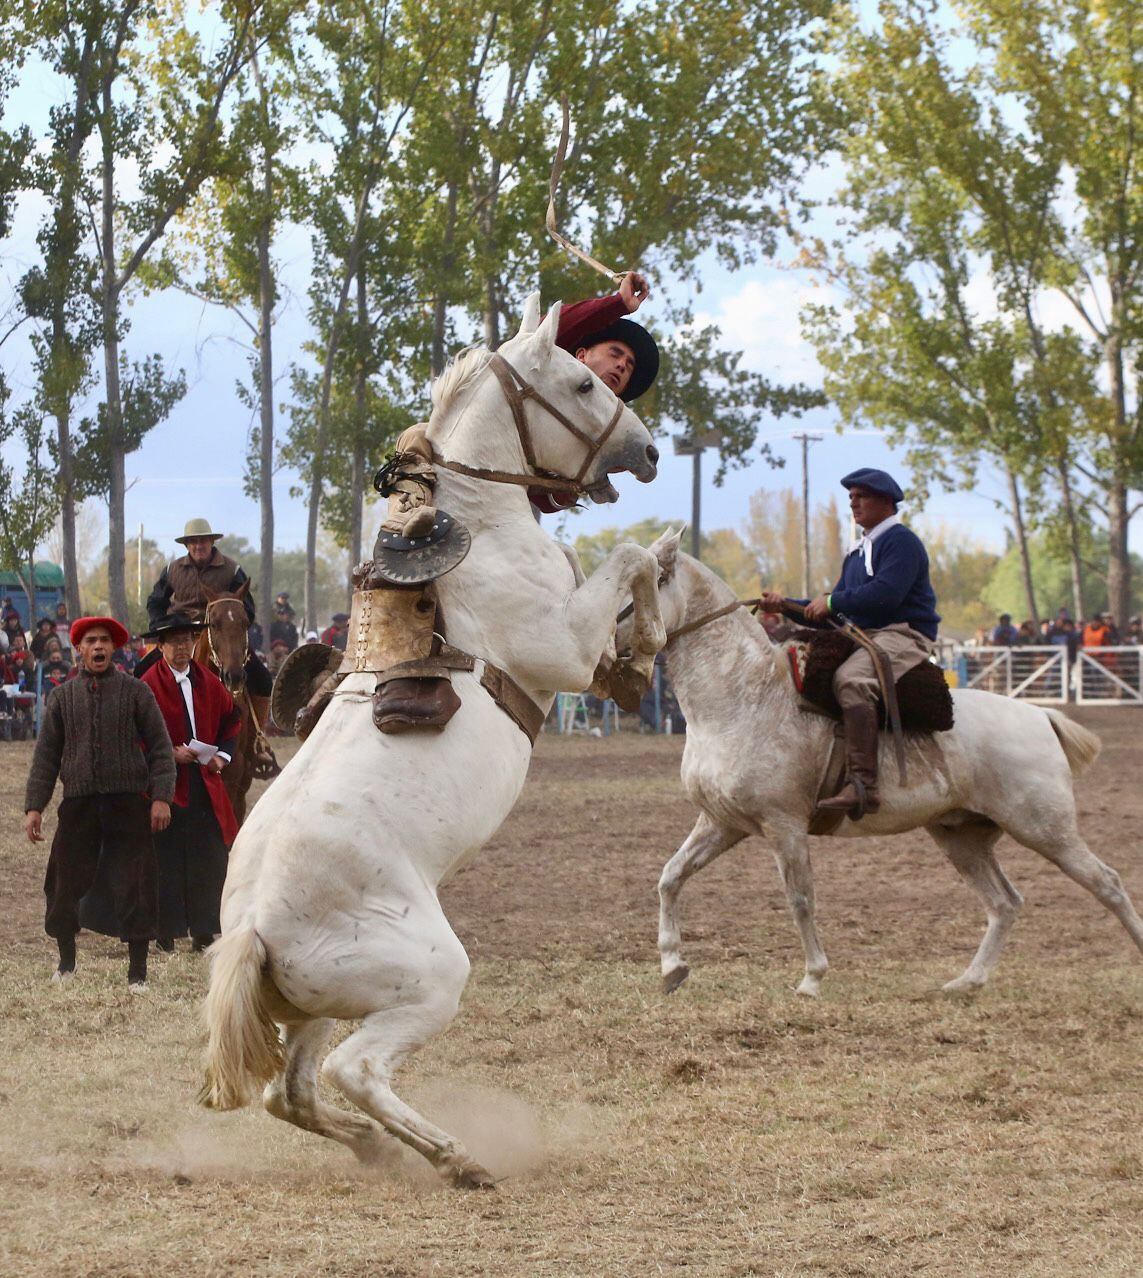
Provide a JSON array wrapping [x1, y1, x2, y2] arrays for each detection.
[[806, 0, 1143, 624]]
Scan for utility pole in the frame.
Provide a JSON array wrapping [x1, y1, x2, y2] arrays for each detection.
[[673, 428, 724, 561], [791, 432, 823, 596]]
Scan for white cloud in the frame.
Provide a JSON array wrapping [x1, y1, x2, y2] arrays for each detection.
[[689, 271, 839, 387]]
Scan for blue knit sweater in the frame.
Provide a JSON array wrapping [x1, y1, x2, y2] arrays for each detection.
[[828, 523, 940, 639]]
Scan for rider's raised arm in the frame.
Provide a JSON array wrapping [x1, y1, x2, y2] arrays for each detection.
[[555, 292, 629, 351]]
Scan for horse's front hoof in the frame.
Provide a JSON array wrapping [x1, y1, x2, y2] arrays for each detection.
[[445, 1160, 497, 1191], [663, 963, 690, 994], [941, 975, 985, 997]]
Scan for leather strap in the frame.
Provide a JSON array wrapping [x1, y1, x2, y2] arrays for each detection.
[[373, 647, 477, 687], [430, 352, 626, 497], [479, 661, 546, 745], [665, 598, 763, 644]]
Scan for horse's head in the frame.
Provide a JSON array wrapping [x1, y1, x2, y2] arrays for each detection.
[[203, 582, 250, 694], [430, 295, 659, 506]]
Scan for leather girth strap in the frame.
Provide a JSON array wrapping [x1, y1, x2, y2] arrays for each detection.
[[370, 642, 545, 746], [479, 660, 547, 745]]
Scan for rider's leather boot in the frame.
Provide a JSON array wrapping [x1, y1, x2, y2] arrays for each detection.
[[815, 703, 881, 819]]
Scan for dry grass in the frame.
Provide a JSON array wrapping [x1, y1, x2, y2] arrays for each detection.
[[1, 712, 1141, 1277]]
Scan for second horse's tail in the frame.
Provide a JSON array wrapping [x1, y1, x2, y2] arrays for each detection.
[[1044, 709, 1102, 776], [198, 925, 285, 1111]]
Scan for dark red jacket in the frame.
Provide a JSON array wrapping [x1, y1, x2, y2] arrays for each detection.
[[141, 658, 241, 846]]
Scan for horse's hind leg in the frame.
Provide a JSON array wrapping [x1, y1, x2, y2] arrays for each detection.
[[263, 1018, 394, 1167], [658, 813, 745, 993], [1005, 812, 1143, 955], [926, 821, 1023, 992], [321, 925, 493, 1189]]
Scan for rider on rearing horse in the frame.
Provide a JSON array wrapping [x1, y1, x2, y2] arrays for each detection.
[[528, 270, 660, 517], [761, 469, 941, 820]]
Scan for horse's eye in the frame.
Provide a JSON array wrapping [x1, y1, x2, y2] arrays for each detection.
[[577, 378, 593, 394]]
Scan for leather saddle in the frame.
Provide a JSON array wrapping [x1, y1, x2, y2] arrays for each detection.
[[787, 629, 954, 734]]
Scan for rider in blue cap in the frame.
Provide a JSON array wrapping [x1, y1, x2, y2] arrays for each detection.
[[761, 468, 940, 819]]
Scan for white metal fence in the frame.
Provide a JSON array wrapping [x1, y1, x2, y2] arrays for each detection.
[[948, 645, 1143, 705]]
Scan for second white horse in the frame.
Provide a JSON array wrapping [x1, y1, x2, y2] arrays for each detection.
[[621, 531, 1143, 998]]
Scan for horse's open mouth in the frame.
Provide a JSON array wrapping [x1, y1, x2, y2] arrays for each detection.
[[584, 476, 621, 504]]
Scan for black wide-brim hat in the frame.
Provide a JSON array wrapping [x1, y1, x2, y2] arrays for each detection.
[[142, 612, 207, 640], [581, 318, 659, 402]]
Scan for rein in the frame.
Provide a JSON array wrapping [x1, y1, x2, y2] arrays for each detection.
[[666, 599, 763, 644], [615, 593, 763, 640], [430, 352, 625, 497]]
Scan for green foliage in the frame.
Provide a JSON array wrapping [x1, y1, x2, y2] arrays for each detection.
[[0, 380, 63, 617], [982, 532, 1143, 624], [73, 355, 187, 496], [805, 0, 1143, 625]]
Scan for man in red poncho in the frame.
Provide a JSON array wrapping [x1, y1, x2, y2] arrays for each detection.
[[528, 270, 661, 517], [138, 612, 241, 953]]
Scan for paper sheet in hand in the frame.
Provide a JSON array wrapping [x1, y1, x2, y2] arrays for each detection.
[[187, 738, 219, 763]]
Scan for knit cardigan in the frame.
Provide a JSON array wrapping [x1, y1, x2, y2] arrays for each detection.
[[24, 666, 177, 813]]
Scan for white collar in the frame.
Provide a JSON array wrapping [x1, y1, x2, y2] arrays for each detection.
[[850, 513, 901, 573], [167, 662, 192, 682]]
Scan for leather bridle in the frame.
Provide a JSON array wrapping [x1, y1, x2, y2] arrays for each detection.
[[203, 597, 249, 675], [430, 352, 626, 497]]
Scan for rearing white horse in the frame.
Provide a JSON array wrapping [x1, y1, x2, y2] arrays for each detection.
[[199, 298, 665, 1188], [620, 532, 1143, 997]]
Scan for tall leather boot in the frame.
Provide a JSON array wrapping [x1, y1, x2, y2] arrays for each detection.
[[815, 703, 881, 819]]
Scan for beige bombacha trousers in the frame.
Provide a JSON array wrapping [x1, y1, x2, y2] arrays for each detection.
[[831, 622, 935, 711]]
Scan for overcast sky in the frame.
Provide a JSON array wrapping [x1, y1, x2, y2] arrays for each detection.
[[3, 25, 1122, 569]]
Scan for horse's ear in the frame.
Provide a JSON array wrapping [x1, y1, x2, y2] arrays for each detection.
[[650, 526, 685, 578], [202, 584, 220, 602], [533, 299, 561, 356], [518, 292, 542, 335], [236, 579, 250, 599]]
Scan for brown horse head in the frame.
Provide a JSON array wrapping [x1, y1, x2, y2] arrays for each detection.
[[200, 582, 251, 694]]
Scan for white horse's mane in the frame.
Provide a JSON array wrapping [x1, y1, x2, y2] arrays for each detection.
[[430, 344, 492, 418]]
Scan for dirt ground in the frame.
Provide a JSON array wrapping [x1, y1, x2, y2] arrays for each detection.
[[1, 706, 1140, 1276]]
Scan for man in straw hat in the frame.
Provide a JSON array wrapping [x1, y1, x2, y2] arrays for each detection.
[[24, 616, 176, 990]]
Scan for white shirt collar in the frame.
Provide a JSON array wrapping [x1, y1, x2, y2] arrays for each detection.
[[167, 662, 191, 681], [850, 513, 901, 573]]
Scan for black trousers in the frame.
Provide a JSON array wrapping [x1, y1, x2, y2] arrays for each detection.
[[155, 768, 229, 939], [45, 793, 156, 942]]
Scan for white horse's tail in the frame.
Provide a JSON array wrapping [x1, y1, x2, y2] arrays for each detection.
[[198, 925, 285, 1111], [1044, 709, 1102, 776]]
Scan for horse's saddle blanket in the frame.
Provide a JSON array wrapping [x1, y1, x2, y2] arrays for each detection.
[[786, 629, 954, 733]]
